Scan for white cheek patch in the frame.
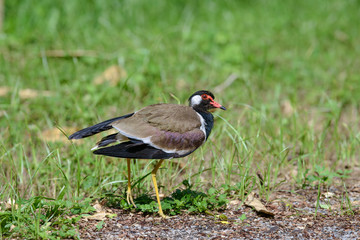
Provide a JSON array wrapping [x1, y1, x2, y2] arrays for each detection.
[[190, 95, 202, 107]]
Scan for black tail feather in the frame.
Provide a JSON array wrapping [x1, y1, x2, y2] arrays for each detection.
[[68, 113, 134, 139], [97, 133, 118, 147], [93, 141, 176, 159]]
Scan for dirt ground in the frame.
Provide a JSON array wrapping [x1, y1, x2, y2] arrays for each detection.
[[78, 185, 360, 239]]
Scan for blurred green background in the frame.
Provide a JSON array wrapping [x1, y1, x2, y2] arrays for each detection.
[[1, 0, 359, 208]]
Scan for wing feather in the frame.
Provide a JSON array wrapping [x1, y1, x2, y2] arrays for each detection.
[[111, 104, 205, 154]]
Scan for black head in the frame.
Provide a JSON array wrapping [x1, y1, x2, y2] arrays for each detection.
[[188, 90, 226, 112]]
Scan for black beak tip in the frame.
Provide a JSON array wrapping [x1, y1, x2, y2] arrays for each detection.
[[220, 106, 226, 110]]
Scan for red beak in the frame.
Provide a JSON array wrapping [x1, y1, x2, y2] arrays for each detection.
[[211, 100, 226, 110]]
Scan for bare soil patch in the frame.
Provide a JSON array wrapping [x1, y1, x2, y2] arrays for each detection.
[[78, 187, 360, 239]]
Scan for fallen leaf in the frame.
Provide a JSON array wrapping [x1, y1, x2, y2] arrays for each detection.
[[0, 198, 18, 210], [83, 212, 108, 221], [19, 89, 52, 99], [40, 127, 78, 143], [0, 86, 10, 96], [0, 86, 53, 99], [9, 225, 16, 232], [322, 192, 335, 198], [82, 212, 117, 221], [93, 202, 104, 212], [245, 192, 275, 216], [314, 200, 332, 210], [281, 100, 294, 117], [7, 199, 18, 210], [306, 221, 314, 227], [319, 203, 331, 209], [229, 199, 241, 206], [0, 110, 6, 117], [215, 221, 230, 224], [93, 65, 127, 86], [81, 201, 116, 221]]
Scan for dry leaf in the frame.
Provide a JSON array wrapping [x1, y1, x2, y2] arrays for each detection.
[[0, 86, 10, 96], [322, 192, 335, 198], [314, 201, 331, 209], [245, 192, 275, 216], [81, 201, 116, 221], [0, 198, 18, 210], [83, 212, 108, 221], [290, 169, 298, 178], [93, 65, 127, 86], [19, 89, 52, 99], [9, 225, 16, 232], [281, 100, 294, 117], [92, 201, 105, 212], [229, 199, 241, 206], [40, 127, 78, 143], [82, 212, 116, 221], [0, 110, 6, 117], [215, 221, 230, 224], [6, 199, 18, 210], [0, 86, 52, 99]]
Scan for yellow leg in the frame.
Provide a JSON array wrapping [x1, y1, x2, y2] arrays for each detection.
[[126, 158, 136, 208], [151, 159, 166, 218]]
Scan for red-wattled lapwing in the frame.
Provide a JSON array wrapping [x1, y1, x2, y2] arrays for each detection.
[[68, 90, 226, 218]]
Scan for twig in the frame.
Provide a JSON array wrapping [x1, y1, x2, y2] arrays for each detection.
[[213, 73, 239, 93]]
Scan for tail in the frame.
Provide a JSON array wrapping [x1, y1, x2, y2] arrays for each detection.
[[95, 133, 119, 148], [91, 133, 128, 150], [68, 113, 134, 139]]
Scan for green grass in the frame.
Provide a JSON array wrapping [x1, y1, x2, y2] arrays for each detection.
[[1, 0, 360, 238]]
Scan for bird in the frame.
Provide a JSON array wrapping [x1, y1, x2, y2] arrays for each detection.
[[68, 90, 226, 218]]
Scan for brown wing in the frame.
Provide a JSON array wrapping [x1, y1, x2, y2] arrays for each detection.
[[112, 104, 201, 136], [111, 104, 205, 153]]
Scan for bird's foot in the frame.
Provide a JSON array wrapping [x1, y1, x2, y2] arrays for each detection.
[[126, 189, 137, 208], [158, 209, 168, 219]]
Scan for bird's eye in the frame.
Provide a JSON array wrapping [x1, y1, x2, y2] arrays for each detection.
[[201, 94, 208, 100]]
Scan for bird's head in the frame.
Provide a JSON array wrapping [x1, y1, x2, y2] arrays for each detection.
[[188, 90, 226, 112]]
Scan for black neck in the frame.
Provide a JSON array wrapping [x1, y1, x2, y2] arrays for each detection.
[[196, 111, 214, 139]]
